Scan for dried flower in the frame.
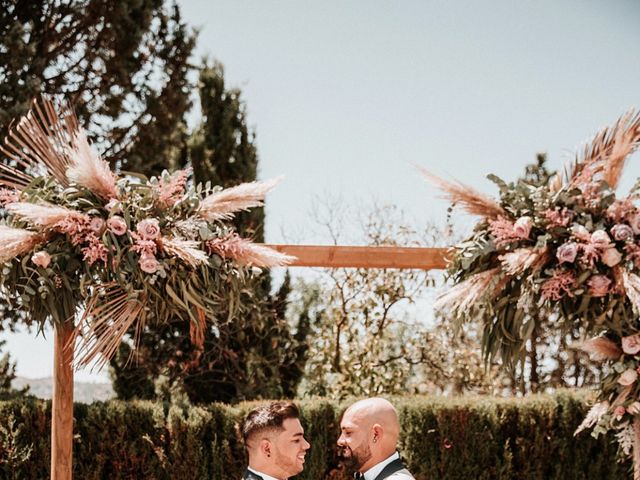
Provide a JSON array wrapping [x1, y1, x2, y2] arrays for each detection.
[[618, 369, 638, 386], [575, 401, 610, 435], [629, 213, 640, 235], [556, 242, 578, 264], [588, 274, 612, 297], [206, 234, 294, 268], [571, 224, 591, 242], [611, 224, 634, 242], [104, 199, 122, 213], [513, 216, 533, 239], [199, 177, 282, 221], [89, 217, 105, 234], [601, 248, 622, 267], [627, 402, 640, 415], [541, 269, 576, 301], [591, 230, 612, 248], [544, 208, 574, 228], [622, 334, 640, 355], [578, 336, 622, 361], [31, 251, 51, 269], [107, 216, 127, 236], [66, 129, 117, 200], [136, 218, 160, 240], [139, 252, 159, 274], [614, 406, 626, 420]]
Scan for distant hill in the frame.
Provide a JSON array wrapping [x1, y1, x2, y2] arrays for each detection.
[[13, 377, 115, 403]]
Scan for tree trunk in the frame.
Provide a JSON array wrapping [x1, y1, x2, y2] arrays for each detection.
[[51, 321, 75, 480], [634, 417, 640, 480]]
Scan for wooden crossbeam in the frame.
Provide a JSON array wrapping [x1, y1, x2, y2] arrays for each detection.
[[264, 245, 451, 270]]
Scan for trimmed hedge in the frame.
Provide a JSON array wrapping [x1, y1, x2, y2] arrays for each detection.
[[0, 391, 630, 479]]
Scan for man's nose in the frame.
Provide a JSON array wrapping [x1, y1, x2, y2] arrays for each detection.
[[303, 438, 311, 450], [337, 435, 345, 446]]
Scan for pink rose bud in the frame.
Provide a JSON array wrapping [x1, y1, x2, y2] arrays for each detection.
[[105, 198, 122, 213], [89, 217, 105, 234], [611, 224, 634, 242], [31, 251, 51, 269], [629, 213, 640, 235], [107, 216, 127, 236], [571, 224, 591, 242], [139, 252, 159, 274], [601, 248, 622, 267], [614, 406, 626, 419], [619, 369, 638, 386], [587, 274, 611, 297], [513, 216, 533, 239], [137, 218, 160, 240], [556, 242, 578, 264], [622, 334, 640, 355], [591, 230, 611, 247]]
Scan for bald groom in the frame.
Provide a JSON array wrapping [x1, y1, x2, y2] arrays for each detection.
[[337, 398, 415, 480]]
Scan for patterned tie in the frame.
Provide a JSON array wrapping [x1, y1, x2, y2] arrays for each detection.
[[353, 473, 364, 480]]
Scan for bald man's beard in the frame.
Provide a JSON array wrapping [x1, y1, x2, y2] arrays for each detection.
[[339, 442, 372, 472]]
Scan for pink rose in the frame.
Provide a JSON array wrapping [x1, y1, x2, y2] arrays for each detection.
[[31, 251, 51, 268], [614, 406, 626, 419], [513, 217, 532, 239], [622, 334, 640, 355], [139, 252, 159, 274], [590, 230, 611, 247], [556, 242, 578, 264], [136, 218, 160, 240], [611, 224, 634, 242], [629, 213, 640, 235], [619, 369, 638, 386], [601, 248, 622, 267], [107, 216, 127, 236], [89, 217, 105, 234], [587, 274, 611, 297], [571, 224, 591, 242]]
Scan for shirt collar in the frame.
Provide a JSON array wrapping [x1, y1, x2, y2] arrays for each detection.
[[362, 451, 400, 480], [248, 467, 282, 480]]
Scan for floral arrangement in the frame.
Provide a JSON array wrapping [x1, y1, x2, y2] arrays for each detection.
[[427, 110, 640, 457], [0, 97, 292, 369]]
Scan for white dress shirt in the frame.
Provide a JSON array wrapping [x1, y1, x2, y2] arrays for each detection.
[[362, 451, 401, 480], [247, 467, 281, 480]]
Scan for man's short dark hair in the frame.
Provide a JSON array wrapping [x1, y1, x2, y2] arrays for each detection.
[[241, 401, 300, 445]]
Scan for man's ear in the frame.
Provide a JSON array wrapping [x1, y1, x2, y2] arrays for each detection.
[[371, 424, 383, 444], [260, 438, 272, 457]]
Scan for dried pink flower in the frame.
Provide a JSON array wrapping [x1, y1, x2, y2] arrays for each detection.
[[618, 369, 638, 386], [614, 406, 626, 419], [107, 216, 127, 236], [139, 252, 159, 274], [601, 248, 622, 267], [541, 269, 576, 301], [556, 242, 578, 264], [31, 251, 51, 268], [606, 199, 636, 222], [513, 216, 533, 239], [136, 218, 160, 240], [571, 224, 591, 242], [206, 234, 294, 267], [155, 168, 191, 208], [544, 208, 574, 228], [611, 224, 634, 242], [81, 238, 108, 266], [66, 129, 118, 200], [622, 334, 640, 355], [104, 198, 122, 213], [587, 274, 612, 297], [89, 217, 105, 234], [590, 230, 612, 248], [488, 217, 519, 248]]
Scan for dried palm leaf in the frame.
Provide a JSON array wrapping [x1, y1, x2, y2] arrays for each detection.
[[416, 165, 505, 219], [562, 109, 640, 190], [0, 96, 77, 188], [73, 284, 145, 371], [199, 177, 282, 221]]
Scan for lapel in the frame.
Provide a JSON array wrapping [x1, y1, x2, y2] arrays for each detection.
[[373, 457, 406, 480], [243, 470, 264, 480]]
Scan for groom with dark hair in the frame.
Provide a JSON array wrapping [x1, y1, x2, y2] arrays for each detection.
[[240, 401, 310, 480], [337, 398, 415, 480]]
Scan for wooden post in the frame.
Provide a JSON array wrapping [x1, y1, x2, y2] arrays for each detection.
[[51, 321, 75, 480]]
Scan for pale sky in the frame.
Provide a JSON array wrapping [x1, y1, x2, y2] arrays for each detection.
[[4, 0, 640, 383]]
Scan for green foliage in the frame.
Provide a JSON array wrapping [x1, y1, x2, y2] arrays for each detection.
[[0, 339, 29, 400], [0, 392, 630, 479]]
